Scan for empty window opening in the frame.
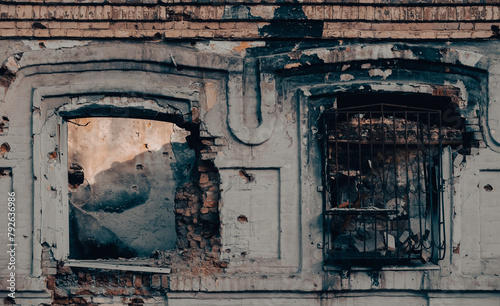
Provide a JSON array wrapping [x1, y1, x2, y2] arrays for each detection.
[[68, 117, 196, 260], [321, 94, 465, 266]]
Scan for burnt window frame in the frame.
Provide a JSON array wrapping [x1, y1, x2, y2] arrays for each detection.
[[319, 95, 462, 268]]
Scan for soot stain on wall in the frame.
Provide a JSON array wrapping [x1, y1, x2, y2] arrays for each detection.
[[260, 6, 323, 38]]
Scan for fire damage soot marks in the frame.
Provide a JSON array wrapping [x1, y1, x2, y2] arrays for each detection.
[[322, 94, 468, 266], [259, 6, 323, 38]]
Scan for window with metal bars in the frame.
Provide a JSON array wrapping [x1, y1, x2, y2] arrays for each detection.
[[321, 99, 462, 266]]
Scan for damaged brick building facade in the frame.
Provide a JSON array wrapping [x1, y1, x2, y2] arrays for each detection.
[[0, 1, 499, 305]]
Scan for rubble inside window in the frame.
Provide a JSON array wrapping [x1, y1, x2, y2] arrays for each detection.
[[321, 94, 465, 266]]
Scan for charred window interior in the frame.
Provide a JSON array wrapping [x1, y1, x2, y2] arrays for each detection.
[[321, 93, 465, 267], [67, 117, 196, 260]]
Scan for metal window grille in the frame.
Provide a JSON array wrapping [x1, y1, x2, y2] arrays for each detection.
[[321, 104, 458, 265]]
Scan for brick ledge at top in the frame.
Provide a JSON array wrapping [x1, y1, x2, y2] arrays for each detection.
[[0, 26, 496, 39], [0, 4, 499, 22], [0, 0, 499, 4]]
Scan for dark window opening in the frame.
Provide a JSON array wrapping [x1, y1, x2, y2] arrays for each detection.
[[321, 94, 463, 267]]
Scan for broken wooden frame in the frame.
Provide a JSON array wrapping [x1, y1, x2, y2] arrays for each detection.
[[320, 103, 459, 266]]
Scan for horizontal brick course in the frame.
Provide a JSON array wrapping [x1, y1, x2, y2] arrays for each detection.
[[0, 20, 498, 39], [0, 3, 498, 39], [0, 0, 499, 3], [0, 4, 499, 22]]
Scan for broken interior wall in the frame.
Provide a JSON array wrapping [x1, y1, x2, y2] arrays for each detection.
[[68, 117, 195, 259]]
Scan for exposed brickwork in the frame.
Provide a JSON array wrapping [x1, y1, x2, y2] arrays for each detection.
[[0, 4, 497, 22], [0, 3, 498, 39], [0, 0, 498, 4], [43, 231, 173, 303], [172, 157, 227, 275], [49, 264, 170, 305]]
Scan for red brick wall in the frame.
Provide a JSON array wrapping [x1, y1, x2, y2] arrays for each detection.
[[0, 2, 499, 39]]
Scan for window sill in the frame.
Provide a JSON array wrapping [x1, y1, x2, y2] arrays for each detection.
[[64, 260, 172, 274], [323, 262, 440, 272]]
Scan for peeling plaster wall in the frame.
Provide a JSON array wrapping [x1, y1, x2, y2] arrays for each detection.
[[0, 39, 500, 305]]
